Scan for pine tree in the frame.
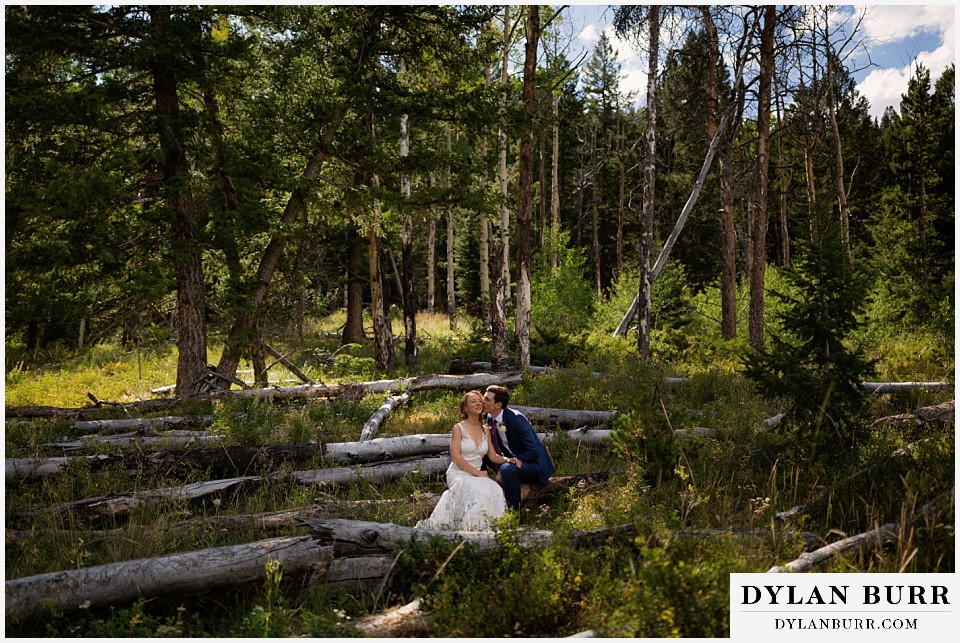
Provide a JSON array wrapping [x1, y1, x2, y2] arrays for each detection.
[[744, 210, 875, 462]]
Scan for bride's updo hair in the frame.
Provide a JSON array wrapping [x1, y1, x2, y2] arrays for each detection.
[[459, 390, 483, 419]]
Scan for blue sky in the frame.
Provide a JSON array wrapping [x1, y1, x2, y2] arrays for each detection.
[[565, 3, 956, 120]]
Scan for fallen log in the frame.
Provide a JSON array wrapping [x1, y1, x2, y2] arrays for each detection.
[[5, 536, 398, 623], [351, 598, 429, 637], [359, 392, 411, 441], [300, 517, 555, 555], [45, 429, 226, 453], [11, 435, 455, 480], [860, 381, 953, 393], [6, 494, 443, 543], [24, 456, 451, 520], [258, 340, 316, 385], [72, 415, 215, 435], [869, 399, 954, 431], [541, 428, 612, 447], [406, 371, 525, 392], [4, 372, 530, 419], [513, 406, 616, 428], [324, 433, 450, 464], [7, 455, 123, 480], [768, 489, 954, 573]]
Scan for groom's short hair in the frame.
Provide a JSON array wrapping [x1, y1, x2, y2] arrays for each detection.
[[485, 385, 510, 409]]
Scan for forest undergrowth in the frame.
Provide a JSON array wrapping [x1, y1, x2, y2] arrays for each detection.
[[4, 304, 955, 637]]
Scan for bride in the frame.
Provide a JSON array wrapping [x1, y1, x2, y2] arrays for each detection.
[[415, 390, 516, 531]]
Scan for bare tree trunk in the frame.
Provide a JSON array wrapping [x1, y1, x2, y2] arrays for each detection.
[[490, 241, 510, 371], [590, 124, 602, 297], [399, 74, 418, 369], [748, 5, 776, 352], [551, 92, 561, 271], [539, 122, 547, 247], [445, 131, 457, 330], [775, 87, 791, 268], [823, 10, 851, 262], [480, 70, 493, 324], [498, 5, 513, 302], [368, 224, 395, 370], [150, 8, 207, 397], [515, 5, 539, 370], [616, 101, 626, 277], [343, 229, 367, 345], [427, 173, 437, 314], [637, 5, 660, 358]]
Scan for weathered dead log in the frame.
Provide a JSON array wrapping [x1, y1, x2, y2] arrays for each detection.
[[23, 476, 263, 519], [6, 494, 443, 544], [7, 455, 123, 480], [513, 406, 616, 427], [300, 517, 554, 555], [324, 433, 451, 464], [359, 392, 411, 441], [4, 535, 331, 622], [72, 415, 215, 435], [45, 429, 226, 453], [540, 428, 612, 447], [24, 456, 451, 520], [406, 371, 525, 392], [258, 340, 316, 385], [5, 372, 532, 420], [288, 455, 450, 486], [860, 381, 952, 393], [768, 489, 954, 573], [13, 435, 454, 480], [351, 598, 429, 637], [869, 399, 954, 431], [5, 536, 399, 623]]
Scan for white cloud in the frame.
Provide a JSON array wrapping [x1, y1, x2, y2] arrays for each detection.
[[858, 4, 955, 43], [855, 4, 955, 118]]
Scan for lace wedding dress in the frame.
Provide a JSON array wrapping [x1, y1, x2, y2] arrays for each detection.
[[415, 423, 507, 531]]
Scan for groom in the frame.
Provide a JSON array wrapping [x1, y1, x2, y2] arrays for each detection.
[[482, 384, 555, 512]]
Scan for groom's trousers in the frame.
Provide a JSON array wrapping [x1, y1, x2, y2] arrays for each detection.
[[499, 460, 545, 511]]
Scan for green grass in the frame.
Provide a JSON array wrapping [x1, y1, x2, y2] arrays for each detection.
[[4, 308, 955, 637]]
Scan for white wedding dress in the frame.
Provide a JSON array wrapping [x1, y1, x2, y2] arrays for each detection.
[[415, 424, 507, 531]]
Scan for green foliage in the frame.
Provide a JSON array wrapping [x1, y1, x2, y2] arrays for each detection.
[[531, 229, 596, 342], [743, 213, 876, 461]]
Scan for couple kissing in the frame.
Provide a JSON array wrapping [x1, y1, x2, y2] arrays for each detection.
[[415, 385, 555, 531]]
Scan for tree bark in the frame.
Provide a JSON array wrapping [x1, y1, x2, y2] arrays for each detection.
[[27, 457, 451, 521], [551, 92, 561, 271], [515, 5, 539, 370], [427, 173, 437, 313], [352, 598, 429, 638], [343, 228, 367, 345], [748, 5, 776, 352], [637, 5, 659, 358], [149, 7, 208, 397], [399, 63, 419, 369], [480, 70, 493, 324], [358, 393, 412, 441], [498, 5, 513, 302], [5, 536, 333, 622], [301, 517, 554, 555], [490, 240, 510, 370], [369, 225, 395, 370]]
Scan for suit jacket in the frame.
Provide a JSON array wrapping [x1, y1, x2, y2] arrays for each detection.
[[492, 407, 555, 483]]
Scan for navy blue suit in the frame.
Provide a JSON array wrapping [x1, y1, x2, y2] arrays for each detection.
[[491, 407, 555, 510]]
